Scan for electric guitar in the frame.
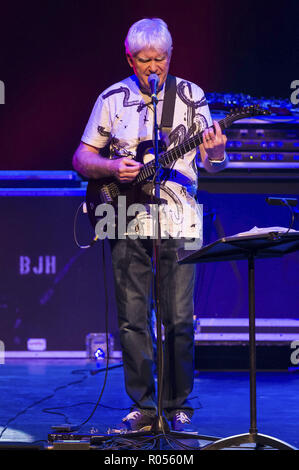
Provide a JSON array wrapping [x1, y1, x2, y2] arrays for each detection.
[[86, 105, 271, 229]]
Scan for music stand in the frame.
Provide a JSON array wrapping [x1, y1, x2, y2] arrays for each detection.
[[177, 230, 299, 450]]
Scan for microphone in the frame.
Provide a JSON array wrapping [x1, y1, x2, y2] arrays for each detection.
[[148, 74, 159, 102]]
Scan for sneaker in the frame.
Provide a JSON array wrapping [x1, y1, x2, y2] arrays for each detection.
[[171, 411, 193, 432], [121, 410, 153, 432]]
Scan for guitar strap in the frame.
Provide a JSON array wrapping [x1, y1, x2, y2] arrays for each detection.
[[160, 74, 177, 140]]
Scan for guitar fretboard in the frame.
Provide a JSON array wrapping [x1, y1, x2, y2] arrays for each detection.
[[131, 106, 268, 185], [134, 116, 228, 184]]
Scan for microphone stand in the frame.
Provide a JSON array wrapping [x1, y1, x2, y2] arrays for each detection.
[[142, 75, 220, 448], [149, 79, 170, 437]]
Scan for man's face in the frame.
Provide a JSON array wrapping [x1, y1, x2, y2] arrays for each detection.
[[127, 47, 171, 94]]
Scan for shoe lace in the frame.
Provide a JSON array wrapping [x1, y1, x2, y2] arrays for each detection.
[[122, 411, 141, 422], [176, 412, 191, 424]]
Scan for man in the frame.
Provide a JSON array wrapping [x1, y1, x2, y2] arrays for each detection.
[[73, 18, 227, 432]]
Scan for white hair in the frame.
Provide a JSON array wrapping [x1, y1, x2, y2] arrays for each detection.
[[125, 18, 173, 56]]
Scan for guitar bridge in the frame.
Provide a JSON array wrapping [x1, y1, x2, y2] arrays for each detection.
[[101, 182, 120, 203], [101, 185, 113, 203]]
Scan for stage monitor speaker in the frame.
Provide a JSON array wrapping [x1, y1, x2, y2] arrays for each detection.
[[0, 188, 118, 351]]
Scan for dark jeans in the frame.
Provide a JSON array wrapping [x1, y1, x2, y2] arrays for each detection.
[[110, 237, 196, 420]]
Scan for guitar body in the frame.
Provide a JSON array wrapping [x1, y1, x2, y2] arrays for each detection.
[[86, 139, 166, 229]]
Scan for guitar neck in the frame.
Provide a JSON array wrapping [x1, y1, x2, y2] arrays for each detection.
[[134, 115, 232, 185]]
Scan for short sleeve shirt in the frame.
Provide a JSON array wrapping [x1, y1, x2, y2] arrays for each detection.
[[82, 75, 213, 240]]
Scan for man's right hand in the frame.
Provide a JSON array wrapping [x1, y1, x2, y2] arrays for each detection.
[[72, 142, 142, 181], [110, 157, 142, 183]]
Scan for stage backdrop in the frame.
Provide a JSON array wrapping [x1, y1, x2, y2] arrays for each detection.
[[0, 0, 298, 171]]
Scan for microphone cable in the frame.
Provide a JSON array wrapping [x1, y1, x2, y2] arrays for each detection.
[[73, 201, 99, 249]]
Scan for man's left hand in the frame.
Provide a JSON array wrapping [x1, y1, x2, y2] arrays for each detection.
[[203, 120, 227, 161]]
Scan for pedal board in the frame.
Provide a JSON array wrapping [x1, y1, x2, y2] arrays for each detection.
[[48, 433, 91, 450], [48, 432, 114, 450]]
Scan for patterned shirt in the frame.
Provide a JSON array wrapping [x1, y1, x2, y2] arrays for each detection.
[[82, 74, 213, 242]]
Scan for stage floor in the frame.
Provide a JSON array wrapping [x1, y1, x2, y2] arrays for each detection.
[[0, 358, 298, 451]]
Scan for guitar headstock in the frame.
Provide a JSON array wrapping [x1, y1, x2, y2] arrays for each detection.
[[226, 104, 272, 121]]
